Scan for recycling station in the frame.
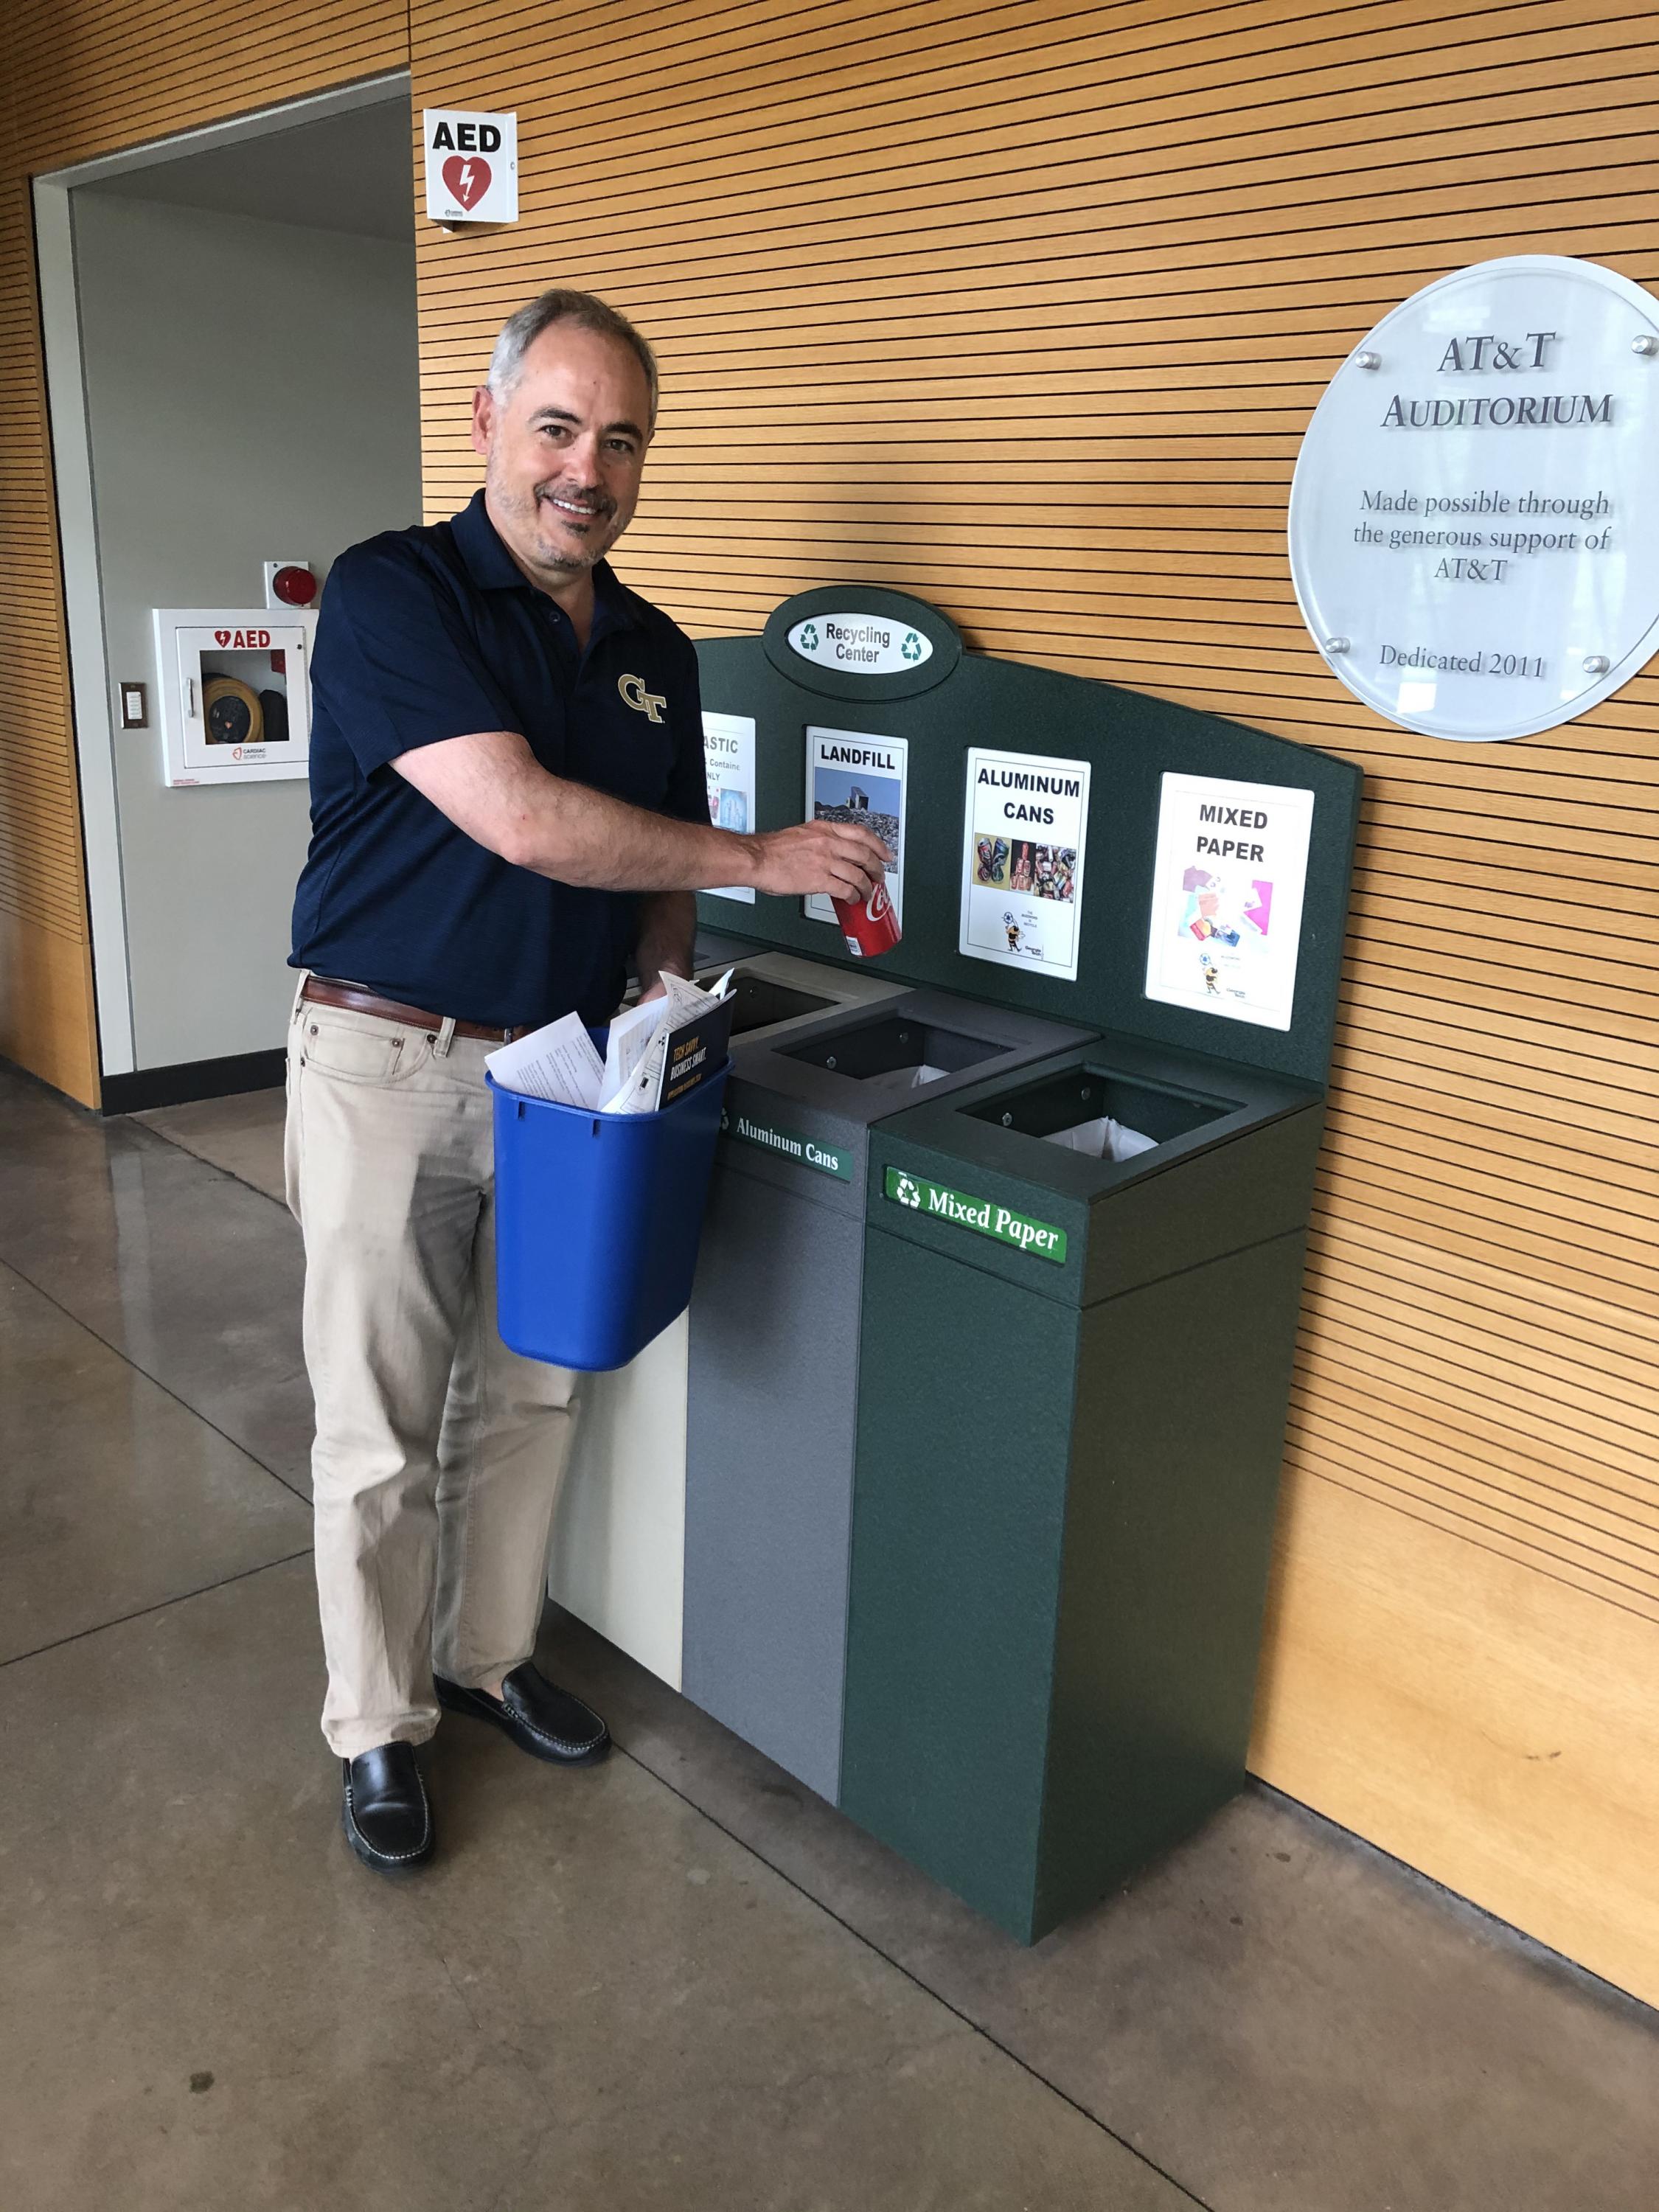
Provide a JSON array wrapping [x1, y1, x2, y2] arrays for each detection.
[[550, 584, 1361, 1941]]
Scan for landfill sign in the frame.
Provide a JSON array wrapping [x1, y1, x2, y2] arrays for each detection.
[[804, 726, 907, 928], [959, 747, 1091, 982], [1143, 773, 1315, 1032], [422, 110, 518, 225]]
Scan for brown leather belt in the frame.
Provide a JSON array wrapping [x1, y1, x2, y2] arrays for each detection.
[[301, 975, 531, 1043]]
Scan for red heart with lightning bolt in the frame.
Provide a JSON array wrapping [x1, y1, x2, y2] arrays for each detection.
[[442, 155, 491, 212]]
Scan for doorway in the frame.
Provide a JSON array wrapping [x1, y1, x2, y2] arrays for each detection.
[[37, 76, 420, 1107]]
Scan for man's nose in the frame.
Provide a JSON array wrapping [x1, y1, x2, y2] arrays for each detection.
[[561, 435, 604, 487]]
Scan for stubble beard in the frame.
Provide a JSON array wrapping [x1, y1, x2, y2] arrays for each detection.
[[490, 461, 625, 585]]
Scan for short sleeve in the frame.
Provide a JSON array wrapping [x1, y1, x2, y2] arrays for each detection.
[[661, 630, 711, 827], [312, 540, 522, 779]]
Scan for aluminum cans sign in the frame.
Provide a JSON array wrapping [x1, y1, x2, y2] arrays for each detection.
[[422, 109, 518, 224], [1288, 254, 1659, 742]]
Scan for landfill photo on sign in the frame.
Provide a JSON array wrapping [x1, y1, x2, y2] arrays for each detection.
[[813, 764, 901, 865]]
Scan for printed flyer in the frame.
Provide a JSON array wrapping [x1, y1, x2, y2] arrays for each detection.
[[804, 726, 908, 927], [702, 710, 757, 903], [959, 748, 1091, 981], [1143, 773, 1315, 1031]]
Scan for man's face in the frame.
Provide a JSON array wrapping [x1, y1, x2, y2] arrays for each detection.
[[471, 321, 653, 591]]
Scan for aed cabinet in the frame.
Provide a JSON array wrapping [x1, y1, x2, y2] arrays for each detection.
[[152, 607, 315, 787]]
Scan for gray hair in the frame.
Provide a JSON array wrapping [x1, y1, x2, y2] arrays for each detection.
[[487, 288, 659, 418]]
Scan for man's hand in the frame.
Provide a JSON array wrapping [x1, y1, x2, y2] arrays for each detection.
[[633, 891, 696, 1004], [748, 821, 893, 902]]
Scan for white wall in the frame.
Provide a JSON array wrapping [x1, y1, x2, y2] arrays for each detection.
[[73, 192, 420, 1070]]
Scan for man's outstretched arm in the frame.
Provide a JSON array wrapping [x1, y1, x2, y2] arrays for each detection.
[[393, 729, 889, 900]]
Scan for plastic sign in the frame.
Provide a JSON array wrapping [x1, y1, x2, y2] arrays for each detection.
[[883, 1166, 1068, 1265], [787, 613, 932, 675], [702, 709, 757, 903], [1289, 254, 1659, 742], [422, 109, 518, 225], [1144, 774, 1314, 1032]]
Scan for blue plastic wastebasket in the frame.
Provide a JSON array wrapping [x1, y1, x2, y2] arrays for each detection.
[[489, 1060, 732, 1371]]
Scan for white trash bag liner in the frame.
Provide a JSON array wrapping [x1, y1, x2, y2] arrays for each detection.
[[1043, 1116, 1157, 1161]]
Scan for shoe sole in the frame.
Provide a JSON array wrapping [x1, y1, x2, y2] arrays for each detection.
[[340, 1793, 435, 1877], [434, 1677, 610, 1766]]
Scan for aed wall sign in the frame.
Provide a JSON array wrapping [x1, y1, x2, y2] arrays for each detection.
[[1289, 254, 1659, 741], [423, 109, 518, 225]]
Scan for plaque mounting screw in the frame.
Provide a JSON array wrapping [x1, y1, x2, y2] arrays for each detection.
[[1582, 653, 1610, 675], [1325, 636, 1352, 655], [1632, 335, 1658, 356], [1354, 350, 1380, 369]]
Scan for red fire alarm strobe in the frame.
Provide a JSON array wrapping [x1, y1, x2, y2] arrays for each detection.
[[263, 560, 318, 609]]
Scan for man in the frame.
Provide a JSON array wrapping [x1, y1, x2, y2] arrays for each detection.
[[287, 290, 888, 1874]]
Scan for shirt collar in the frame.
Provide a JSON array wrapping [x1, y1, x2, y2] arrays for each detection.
[[451, 490, 642, 635]]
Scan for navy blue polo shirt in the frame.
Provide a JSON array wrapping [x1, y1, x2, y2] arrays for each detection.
[[290, 492, 708, 1028]]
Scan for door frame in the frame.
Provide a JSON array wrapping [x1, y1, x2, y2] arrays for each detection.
[[33, 71, 411, 1077]]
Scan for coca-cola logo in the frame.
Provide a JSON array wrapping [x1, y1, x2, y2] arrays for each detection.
[[868, 879, 891, 920]]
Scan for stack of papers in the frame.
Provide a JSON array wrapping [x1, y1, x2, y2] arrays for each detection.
[[487, 970, 736, 1115]]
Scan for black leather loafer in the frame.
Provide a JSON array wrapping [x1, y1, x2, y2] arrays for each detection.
[[341, 1742, 434, 1874], [434, 1663, 610, 1765]]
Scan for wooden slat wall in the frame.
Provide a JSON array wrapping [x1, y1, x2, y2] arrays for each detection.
[[414, 0, 1659, 1998], [0, 0, 408, 1105], [0, 40, 98, 1100]]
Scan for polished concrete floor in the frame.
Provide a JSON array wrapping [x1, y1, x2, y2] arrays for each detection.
[[4, 1060, 1657, 2212]]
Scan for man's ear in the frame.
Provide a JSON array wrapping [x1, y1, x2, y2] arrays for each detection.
[[470, 385, 495, 459]]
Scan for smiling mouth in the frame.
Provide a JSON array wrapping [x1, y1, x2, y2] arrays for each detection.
[[538, 491, 611, 526]]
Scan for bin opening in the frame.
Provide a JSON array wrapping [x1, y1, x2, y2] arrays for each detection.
[[782, 1016, 1002, 1087], [723, 973, 835, 1035], [966, 1068, 1239, 1153]]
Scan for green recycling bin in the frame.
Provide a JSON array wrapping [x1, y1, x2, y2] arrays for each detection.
[[840, 1029, 1326, 1942]]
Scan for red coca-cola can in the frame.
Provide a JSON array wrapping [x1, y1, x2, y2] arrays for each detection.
[[832, 874, 902, 958]]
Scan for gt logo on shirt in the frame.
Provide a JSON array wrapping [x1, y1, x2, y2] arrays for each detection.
[[618, 672, 667, 723]]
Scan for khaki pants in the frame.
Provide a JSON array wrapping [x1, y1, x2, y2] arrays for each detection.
[[285, 980, 582, 1759]]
